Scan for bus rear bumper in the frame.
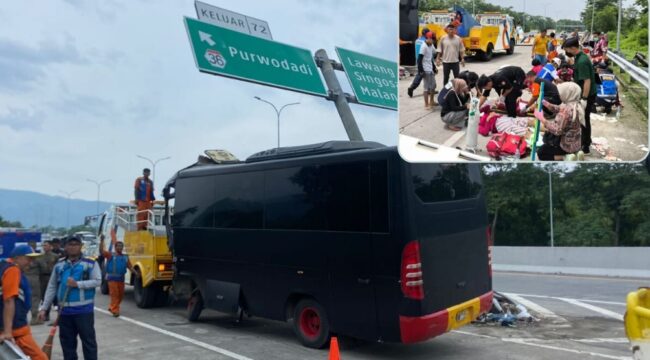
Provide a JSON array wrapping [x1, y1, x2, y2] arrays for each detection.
[[399, 291, 493, 343]]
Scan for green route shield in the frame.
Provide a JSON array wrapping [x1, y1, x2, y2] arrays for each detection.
[[184, 17, 327, 97], [336, 47, 397, 111]]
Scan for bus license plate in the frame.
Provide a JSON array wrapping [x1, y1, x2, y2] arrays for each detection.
[[456, 309, 468, 323]]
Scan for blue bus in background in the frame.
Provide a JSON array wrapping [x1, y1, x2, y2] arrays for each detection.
[[0, 229, 41, 259]]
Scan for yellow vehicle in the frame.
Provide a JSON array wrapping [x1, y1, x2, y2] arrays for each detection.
[[419, 10, 516, 62], [419, 11, 454, 42], [468, 13, 516, 61], [626, 287, 650, 360], [97, 202, 173, 308]]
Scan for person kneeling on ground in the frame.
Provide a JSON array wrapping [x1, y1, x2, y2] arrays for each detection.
[[523, 71, 562, 115], [439, 78, 470, 131], [534, 82, 584, 161]]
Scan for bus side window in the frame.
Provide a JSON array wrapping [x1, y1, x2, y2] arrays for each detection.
[[213, 173, 264, 229]]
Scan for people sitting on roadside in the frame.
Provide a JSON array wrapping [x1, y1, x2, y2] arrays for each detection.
[[524, 71, 562, 115], [439, 78, 470, 131], [534, 82, 584, 161]]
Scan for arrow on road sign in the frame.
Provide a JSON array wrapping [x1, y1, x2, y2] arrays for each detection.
[[199, 31, 216, 46]]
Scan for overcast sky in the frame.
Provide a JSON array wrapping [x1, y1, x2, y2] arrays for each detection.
[[487, 0, 636, 20], [0, 0, 397, 203]]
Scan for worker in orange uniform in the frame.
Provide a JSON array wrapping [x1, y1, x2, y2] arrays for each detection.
[[0, 245, 47, 360], [99, 235, 135, 317], [134, 168, 155, 230]]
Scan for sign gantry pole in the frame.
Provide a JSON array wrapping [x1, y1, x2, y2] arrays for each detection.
[[314, 49, 363, 141]]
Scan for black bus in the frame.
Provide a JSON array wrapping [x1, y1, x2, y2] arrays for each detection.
[[164, 141, 492, 348]]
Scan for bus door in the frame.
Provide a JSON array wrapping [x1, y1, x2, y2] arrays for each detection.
[[324, 161, 378, 340]]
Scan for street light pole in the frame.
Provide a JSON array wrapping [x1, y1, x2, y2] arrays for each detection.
[[59, 189, 79, 229], [546, 166, 555, 247], [86, 178, 111, 215], [591, 0, 596, 35], [136, 155, 171, 187], [616, 0, 622, 53], [254, 96, 300, 149]]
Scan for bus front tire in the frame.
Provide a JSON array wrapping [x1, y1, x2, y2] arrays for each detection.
[[292, 298, 331, 349], [187, 290, 204, 322]]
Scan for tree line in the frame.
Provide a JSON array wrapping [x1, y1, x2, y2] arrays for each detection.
[[483, 163, 650, 247]]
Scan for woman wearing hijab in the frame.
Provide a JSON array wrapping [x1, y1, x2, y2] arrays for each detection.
[[534, 82, 584, 161], [439, 78, 470, 131]]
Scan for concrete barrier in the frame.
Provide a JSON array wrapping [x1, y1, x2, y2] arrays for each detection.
[[492, 246, 650, 279]]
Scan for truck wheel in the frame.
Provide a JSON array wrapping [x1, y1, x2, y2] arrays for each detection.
[[154, 285, 170, 307], [506, 39, 515, 55], [100, 278, 109, 295], [292, 298, 331, 349], [479, 44, 494, 61], [133, 271, 156, 308], [187, 290, 204, 322]]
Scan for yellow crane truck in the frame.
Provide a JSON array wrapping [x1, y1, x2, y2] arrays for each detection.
[[97, 202, 173, 308], [419, 10, 516, 62]]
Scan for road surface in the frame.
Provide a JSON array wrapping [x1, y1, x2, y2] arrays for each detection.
[[28, 272, 645, 359]]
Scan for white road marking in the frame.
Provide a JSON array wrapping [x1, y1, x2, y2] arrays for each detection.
[[502, 338, 632, 360], [502, 293, 566, 321], [443, 130, 466, 147], [557, 298, 624, 321], [505, 292, 626, 306], [574, 338, 630, 344], [94, 308, 254, 360], [453, 331, 632, 360]]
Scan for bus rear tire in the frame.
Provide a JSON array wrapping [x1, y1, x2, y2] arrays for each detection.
[[292, 299, 331, 349], [187, 290, 204, 322], [134, 271, 157, 308]]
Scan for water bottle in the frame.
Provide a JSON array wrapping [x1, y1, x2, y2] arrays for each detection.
[[515, 146, 521, 160]]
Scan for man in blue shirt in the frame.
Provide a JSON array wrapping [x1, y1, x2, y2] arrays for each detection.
[[407, 28, 431, 97], [39, 237, 101, 360]]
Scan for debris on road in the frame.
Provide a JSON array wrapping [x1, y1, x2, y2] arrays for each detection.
[[474, 291, 537, 328]]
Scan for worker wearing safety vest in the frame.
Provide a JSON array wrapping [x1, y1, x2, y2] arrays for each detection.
[[39, 236, 102, 360], [134, 168, 155, 230], [0, 245, 47, 360], [99, 234, 135, 317]]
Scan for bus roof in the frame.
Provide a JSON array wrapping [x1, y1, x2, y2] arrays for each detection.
[[245, 141, 385, 163]]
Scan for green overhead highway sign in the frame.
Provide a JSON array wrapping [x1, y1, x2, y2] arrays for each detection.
[[335, 47, 397, 110], [184, 17, 327, 97]]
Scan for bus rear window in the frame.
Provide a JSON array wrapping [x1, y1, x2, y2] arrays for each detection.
[[410, 164, 481, 203]]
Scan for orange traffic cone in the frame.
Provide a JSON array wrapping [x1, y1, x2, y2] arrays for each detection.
[[328, 337, 340, 360]]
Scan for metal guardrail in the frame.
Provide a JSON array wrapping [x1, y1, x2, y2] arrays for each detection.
[[608, 51, 650, 89]]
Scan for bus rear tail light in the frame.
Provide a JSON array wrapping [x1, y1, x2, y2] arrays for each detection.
[[401, 241, 424, 300], [487, 227, 493, 278]]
